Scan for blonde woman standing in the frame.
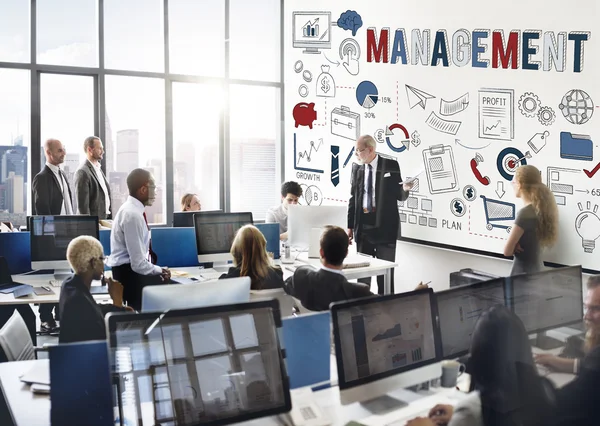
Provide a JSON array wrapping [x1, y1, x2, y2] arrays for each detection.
[[503, 165, 559, 275]]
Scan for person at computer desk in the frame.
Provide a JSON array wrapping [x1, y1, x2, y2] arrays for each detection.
[[107, 168, 171, 310], [218, 225, 284, 290], [503, 165, 558, 276], [59, 236, 132, 344], [265, 181, 303, 241], [347, 135, 413, 295], [180, 193, 201, 212], [407, 306, 555, 426], [534, 275, 600, 426], [284, 225, 372, 311]]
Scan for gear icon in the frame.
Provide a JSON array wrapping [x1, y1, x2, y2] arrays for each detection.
[[518, 92, 541, 118], [537, 105, 556, 126]]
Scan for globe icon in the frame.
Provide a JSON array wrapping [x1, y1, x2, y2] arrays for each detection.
[[558, 89, 594, 124]]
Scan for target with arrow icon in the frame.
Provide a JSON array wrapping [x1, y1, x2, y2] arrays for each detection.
[[496, 147, 531, 181]]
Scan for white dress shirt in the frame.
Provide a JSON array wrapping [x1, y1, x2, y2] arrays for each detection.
[[107, 196, 162, 276], [89, 160, 111, 215], [362, 154, 379, 210], [45, 162, 73, 215]]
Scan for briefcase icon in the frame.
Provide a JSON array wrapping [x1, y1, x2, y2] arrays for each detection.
[[331, 105, 360, 141], [560, 132, 593, 161]]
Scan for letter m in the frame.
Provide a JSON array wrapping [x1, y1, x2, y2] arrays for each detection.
[[367, 27, 389, 63], [492, 31, 519, 69]]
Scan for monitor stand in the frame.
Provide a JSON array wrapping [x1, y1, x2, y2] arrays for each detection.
[[530, 331, 564, 350], [53, 269, 72, 281], [360, 395, 408, 415], [302, 47, 322, 54], [211, 261, 231, 274]]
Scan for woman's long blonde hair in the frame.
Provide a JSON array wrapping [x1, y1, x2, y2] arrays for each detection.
[[514, 165, 559, 247], [230, 225, 272, 289], [180, 193, 197, 211]]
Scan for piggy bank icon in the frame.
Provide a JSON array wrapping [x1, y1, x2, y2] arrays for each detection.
[[293, 102, 317, 129]]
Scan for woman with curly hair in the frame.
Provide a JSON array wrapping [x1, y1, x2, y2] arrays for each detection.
[[503, 165, 559, 275]]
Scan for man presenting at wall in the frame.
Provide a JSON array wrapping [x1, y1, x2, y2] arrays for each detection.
[[75, 136, 112, 220], [347, 135, 413, 295], [31, 138, 74, 333], [107, 168, 170, 310]]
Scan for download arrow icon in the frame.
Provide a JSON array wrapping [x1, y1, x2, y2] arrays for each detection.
[[496, 181, 505, 199]]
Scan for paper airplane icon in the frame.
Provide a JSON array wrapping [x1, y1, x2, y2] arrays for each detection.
[[405, 85, 435, 110]]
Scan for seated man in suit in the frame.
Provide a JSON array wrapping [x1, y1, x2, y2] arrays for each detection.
[[284, 225, 372, 311], [59, 236, 132, 344]]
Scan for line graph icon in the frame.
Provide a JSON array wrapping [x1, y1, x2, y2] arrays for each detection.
[[294, 133, 324, 173], [478, 88, 514, 141], [297, 138, 323, 163]]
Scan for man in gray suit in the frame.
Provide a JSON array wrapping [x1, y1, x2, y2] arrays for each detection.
[[75, 136, 112, 219], [284, 226, 373, 311]]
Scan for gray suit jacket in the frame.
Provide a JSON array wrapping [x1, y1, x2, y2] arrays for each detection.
[[74, 161, 112, 219], [284, 266, 373, 311]]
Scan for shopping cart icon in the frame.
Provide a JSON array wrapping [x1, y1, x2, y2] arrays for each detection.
[[480, 195, 515, 232]]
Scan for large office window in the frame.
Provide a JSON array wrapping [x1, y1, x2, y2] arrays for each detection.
[[40, 74, 95, 214], [229, 85, 280, 219], [172, 82, 222, 212], [0, 69, 30, 226], [105, 76, 166, 224], [0, 0, 282, 225]]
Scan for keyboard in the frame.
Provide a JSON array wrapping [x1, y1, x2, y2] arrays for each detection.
[[359, 395, 455, 426], [343, 261, 371, 269]]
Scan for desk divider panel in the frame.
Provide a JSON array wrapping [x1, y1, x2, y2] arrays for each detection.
[[0, 232, 30, 274]]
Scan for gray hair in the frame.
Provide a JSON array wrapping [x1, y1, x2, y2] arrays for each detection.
[[359, 135, 377, 149], [67, 236, 103, 274]]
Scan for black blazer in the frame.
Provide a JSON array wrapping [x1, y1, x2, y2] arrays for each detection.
[[75, 161, 112, 219], [284, 266, 373, 311], [219, 266, 284, 290], [58, 275, 128, 344], [32, 165, 73, 215], [347, 155, 409, 243], [555, 345, 600, 426]]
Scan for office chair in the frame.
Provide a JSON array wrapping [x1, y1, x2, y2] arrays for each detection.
[[250, 289, 295, 318], [0, 311, 50, 362]]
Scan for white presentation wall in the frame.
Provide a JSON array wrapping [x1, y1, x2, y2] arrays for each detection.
[[284, 0, 600, 273]]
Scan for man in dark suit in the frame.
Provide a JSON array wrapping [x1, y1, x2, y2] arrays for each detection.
[[75, 136, 112, 220], [31, 138, 74, 332], [284, 226, 373, 311], [347, 135, 413, 295]]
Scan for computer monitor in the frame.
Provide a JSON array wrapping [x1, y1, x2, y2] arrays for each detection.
[[436, 277, 508, 359], [509, 265, 583, 349], [173, 210, 223, 227], [287, 205, 346, 249], [292, 12, 332, 54], [106, 300, 292, 426], [193, 211, 253, 263], [141, 277, 251, 312], [29, 215, 99, 279], [331, 289, 442, 406]]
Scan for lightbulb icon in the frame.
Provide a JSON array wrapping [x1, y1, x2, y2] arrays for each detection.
[[575, 202, 600, 253]]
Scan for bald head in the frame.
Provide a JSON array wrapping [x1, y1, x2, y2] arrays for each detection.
[[355, 134, 377, 165], [127, 168, 156, 206], [44, 138, 66, 165]]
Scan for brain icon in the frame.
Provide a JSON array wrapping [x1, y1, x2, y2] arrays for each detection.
[[337, 10, 363, 37]]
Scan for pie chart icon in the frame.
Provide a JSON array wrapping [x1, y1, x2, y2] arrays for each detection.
[[356, 80, 378, 109]]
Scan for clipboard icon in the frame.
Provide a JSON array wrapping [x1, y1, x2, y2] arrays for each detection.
[[422, 144, 459, 194]]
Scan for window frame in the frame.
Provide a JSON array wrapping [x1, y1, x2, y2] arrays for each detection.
[[0, 0, 284, 225]]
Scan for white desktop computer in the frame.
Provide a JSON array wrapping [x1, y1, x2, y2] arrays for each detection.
[[331, 289, 442, 408], [193, 211, 253, 269], [141, 277, 251, 312], [29, 215, 99, 280], [287, 205, 346, 252], [291, 11, 332, 54]]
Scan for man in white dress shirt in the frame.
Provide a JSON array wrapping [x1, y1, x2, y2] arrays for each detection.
[[107, 168, 171, 310], [75, 136, 112, 219], [32, 138, 74, 332]]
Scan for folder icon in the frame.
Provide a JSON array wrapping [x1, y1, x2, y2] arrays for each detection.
[[560, 132, 593, 161]]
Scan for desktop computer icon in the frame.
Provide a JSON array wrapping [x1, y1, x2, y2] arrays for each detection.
[[29, 215, 99, 280], [331, 288, 442, 407], [292, 12, 332, 54]]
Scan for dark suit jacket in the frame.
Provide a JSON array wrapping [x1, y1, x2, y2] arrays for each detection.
[[348, 155, 409, 243], [32, 165, 73, 215], [284, 266, 373, 311], [219, 266, 284, 290], [75, 161, 112, 219], [555, 345, 600, 426], [58, 274, 128, 344]]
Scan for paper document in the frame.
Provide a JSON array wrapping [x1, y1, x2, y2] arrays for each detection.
[[400, 168, 425, 185]]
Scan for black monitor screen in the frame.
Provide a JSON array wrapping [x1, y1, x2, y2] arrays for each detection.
[[173, 210, 223, 228], [29, 215, 99, 262], [510, 265, 583, 334], [437, 278, 507, 359], [194, 212, 253, 255]]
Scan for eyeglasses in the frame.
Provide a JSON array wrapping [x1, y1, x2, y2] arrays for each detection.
[[356, 147, 368, 154]]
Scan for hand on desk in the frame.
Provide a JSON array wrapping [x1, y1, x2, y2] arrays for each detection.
[[407, 404, 453, 426], [160, 268, 171, 282], [534, 353, 574, 373]]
